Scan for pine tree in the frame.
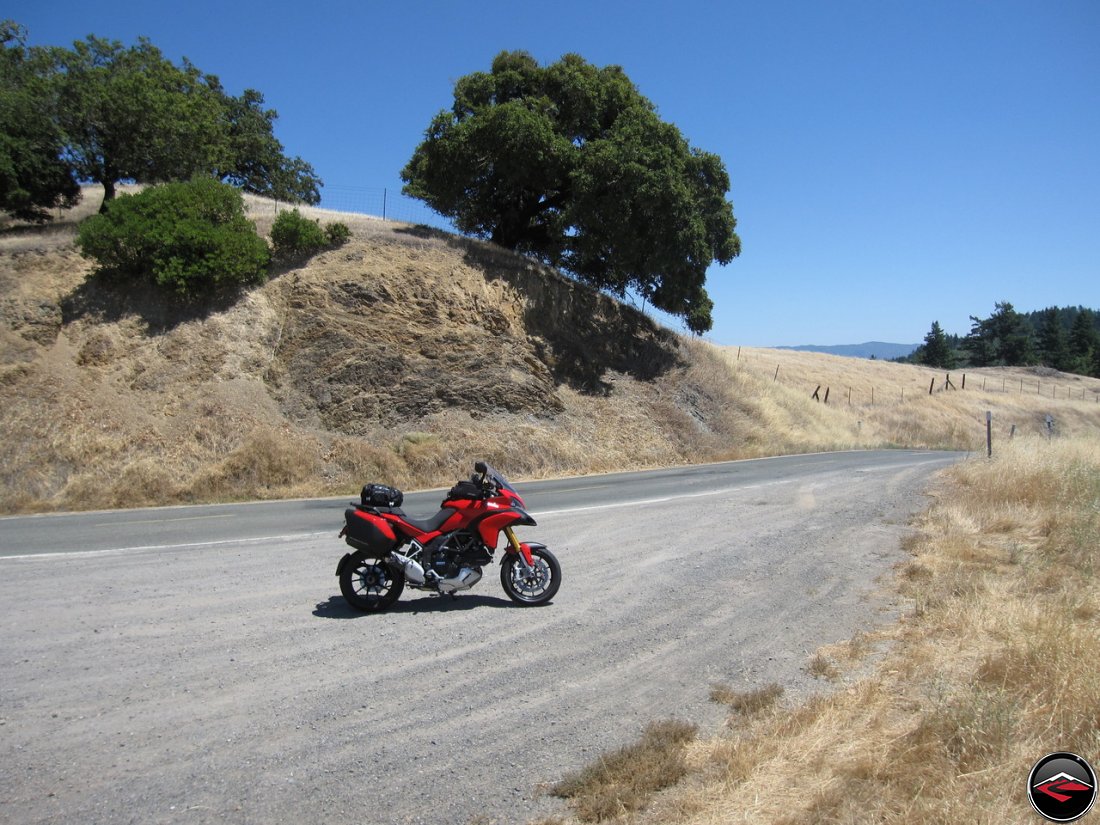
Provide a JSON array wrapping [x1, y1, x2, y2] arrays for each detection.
[[1068, 309, 1098, 376], [1037, 307, 1070, 371], [920, 321, 954, 369]]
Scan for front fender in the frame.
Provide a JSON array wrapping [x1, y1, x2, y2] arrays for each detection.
[[514, 541, 548, 569]]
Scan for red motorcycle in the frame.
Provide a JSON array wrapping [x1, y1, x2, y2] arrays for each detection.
[[336, 462, 561, 612]]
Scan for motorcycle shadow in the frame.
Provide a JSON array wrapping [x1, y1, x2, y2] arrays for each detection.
[[313, 593, 516, 619]]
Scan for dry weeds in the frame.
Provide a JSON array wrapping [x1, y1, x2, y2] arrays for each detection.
[[550, 719, 698, 822], [709, 683, 785, 717], [539, 434, 1100, 825], [3, 190, 1100, 513]]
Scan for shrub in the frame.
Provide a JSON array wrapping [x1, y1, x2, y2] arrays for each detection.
[[324, 221, 351, 246], [270, 210, 351, 257], [76, 178, 270, 297], [270, 208, 326, 257]]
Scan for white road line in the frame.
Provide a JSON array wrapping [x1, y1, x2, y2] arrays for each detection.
[[93, 513, 236, 527], [3, 459, 930, 559], [532, 481, 784, 517], [0, 531, 332, 561]]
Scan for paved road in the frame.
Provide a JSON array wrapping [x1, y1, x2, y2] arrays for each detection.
[[0, 450, 960, 824], [0, 450, 957, 558]]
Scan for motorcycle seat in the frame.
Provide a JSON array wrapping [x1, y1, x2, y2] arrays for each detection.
[[354, 503, 405, 516], [399, 508, 457, 533]]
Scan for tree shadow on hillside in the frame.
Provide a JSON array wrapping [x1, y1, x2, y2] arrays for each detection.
[[395, 224, 682, 395], [60, 270, 248, 334]]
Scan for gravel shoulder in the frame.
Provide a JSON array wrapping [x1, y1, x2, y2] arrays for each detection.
[[0, 458, 947, 825]]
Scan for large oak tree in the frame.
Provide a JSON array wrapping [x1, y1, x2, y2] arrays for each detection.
[[0, 21, 321, 214], [53, 33, 321, 208], [0, 22, 79, 221], [401, 51, 740, 333]]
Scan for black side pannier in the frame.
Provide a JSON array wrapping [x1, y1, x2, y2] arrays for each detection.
[[361, 483, 403, 507], [444, 480, 482, 502]]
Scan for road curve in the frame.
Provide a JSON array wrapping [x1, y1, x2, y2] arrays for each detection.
[[0, 450, 960, 824]]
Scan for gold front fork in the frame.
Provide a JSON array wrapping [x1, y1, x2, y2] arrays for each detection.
[[503, 526, 522, 554], [503, 526, 533, 572]]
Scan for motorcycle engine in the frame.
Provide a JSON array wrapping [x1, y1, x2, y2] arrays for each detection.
[[426, 531, 493, 578], [421, 531, 492, 593]]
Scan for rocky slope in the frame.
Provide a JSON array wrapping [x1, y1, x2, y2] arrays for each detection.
[[0, 196, 742, 513]]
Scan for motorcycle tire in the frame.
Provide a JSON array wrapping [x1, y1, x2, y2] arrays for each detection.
[[340, 552, 404, 612], [500, 545, 561, 606]]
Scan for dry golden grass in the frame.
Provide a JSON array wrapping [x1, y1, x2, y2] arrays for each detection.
[[709, 683, 785, 717], [550, 719, 698, 822], [537, 434, 1100, 825], [3, 187, 1100, 518], [722, 346, 1100, 450]]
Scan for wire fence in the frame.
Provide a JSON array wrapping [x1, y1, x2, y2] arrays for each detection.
[[318, 185, 456, 231]]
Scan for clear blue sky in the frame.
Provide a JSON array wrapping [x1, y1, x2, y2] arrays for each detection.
[[11, 0, 1099, 347]]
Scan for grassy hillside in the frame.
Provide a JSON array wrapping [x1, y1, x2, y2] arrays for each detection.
[[2, 189, 1099, 514]]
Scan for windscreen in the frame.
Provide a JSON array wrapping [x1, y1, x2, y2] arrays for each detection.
[[482, 463, 517, 494]]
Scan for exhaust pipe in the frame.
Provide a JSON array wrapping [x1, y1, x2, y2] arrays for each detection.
[[387, 552, 425, 585]]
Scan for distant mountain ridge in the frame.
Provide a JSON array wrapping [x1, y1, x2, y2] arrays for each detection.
[[777, 342, 919, 360]]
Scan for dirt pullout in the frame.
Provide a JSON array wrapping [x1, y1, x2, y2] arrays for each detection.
[[0, 456, 945, 824]]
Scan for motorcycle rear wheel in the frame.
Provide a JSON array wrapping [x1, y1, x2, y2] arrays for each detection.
[[340, 553, 404, 612], [500, 545, 560, 606]]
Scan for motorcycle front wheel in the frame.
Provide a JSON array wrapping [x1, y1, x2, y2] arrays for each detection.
[[340, 553, 404, 612], [500, 545, 561, 606]]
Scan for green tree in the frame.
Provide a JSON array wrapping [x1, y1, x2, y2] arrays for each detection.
[[0, 21, 80, 220], [401, 51, 740, 333], [1068, 308, 1098, 376], [991, 301, 1035, 365], [1036, 307, 1070, 371], [210, 85, 321, 204], [49, 29, 320, 209], [919, 321, 954, 368], [962, 314, 995, 366], [964, 301, 1033, 366], [76, 178, 270, 296], [53, 34, 227, 207]]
